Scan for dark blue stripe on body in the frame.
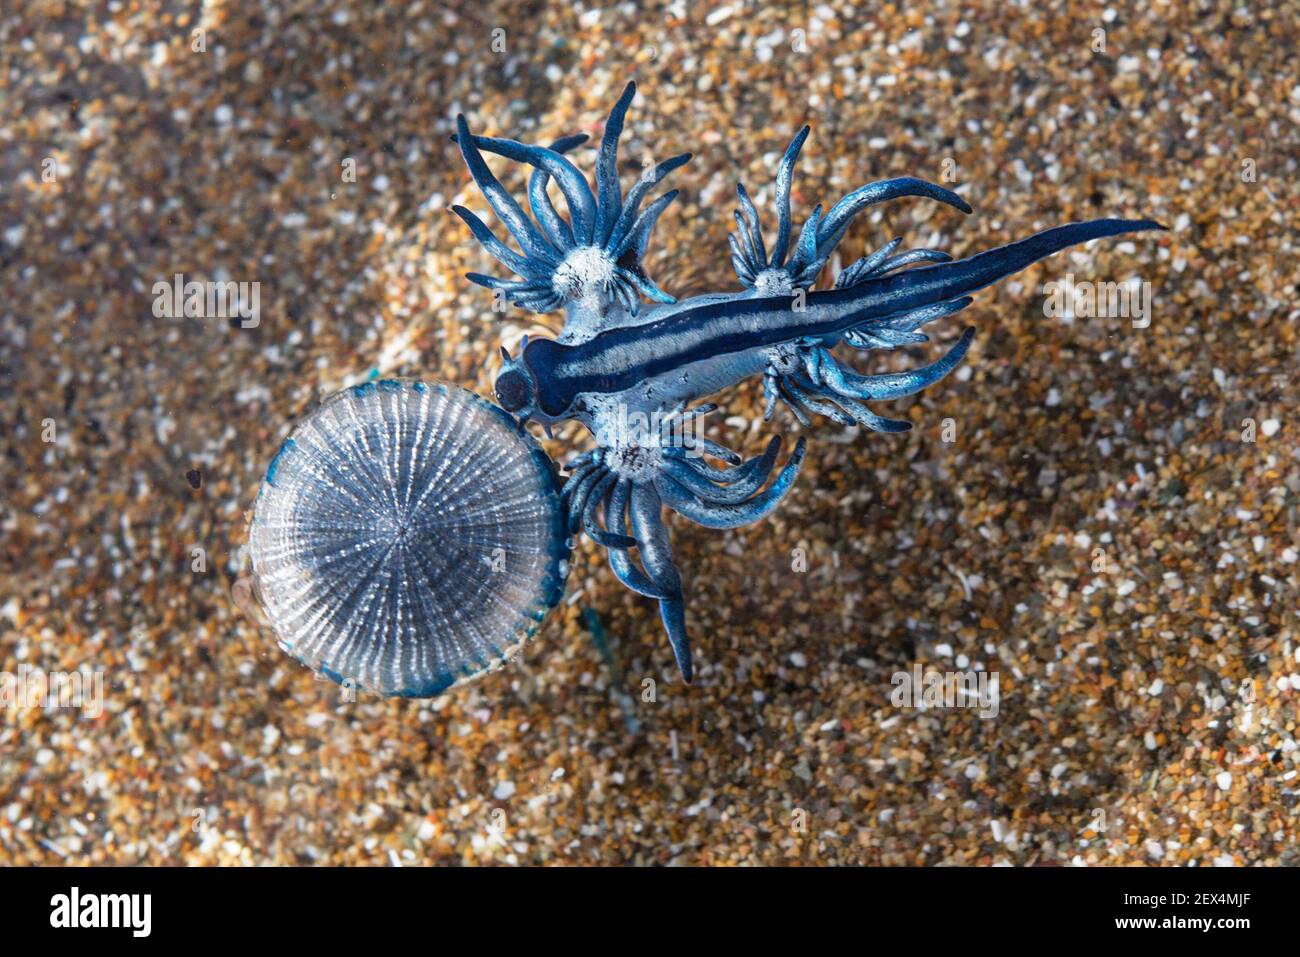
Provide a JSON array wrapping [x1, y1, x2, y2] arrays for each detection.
[[527, 219, 1163, 417]]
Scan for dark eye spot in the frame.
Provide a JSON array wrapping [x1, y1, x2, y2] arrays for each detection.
[[495, 368, 531, 412]]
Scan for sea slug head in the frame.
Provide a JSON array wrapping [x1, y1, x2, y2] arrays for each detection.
[[494, 339, 541, 424]]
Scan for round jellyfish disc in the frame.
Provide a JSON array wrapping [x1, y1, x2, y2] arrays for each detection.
[[248, 379, 568, 697]]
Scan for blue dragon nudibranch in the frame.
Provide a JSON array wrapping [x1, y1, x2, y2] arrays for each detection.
[[248, 82, 1162, 697]]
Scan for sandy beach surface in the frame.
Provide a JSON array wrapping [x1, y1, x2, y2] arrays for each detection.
[[2, 0, 1298, 864]]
